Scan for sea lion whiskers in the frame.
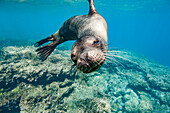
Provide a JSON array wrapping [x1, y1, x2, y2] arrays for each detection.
[[105, 58, 119, 67], [92, 60, 102, 67], [69, 64, 79, 79], [107, 51, 127, 53], [104, 53, 124, 66], [105, 56, 126, 68], [70, 64, 77, 73], [103, 60, 123, 74], [103, 48, 137, 65], [102, 49, 127, 54], [107, 54, 138, 66]]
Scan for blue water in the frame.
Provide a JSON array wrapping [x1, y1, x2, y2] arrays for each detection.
[[0, 0, 170, 67]]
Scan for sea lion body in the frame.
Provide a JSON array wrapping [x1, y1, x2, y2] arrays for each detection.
[[58, 14, 107, 42], [35, 0, 108, 73]]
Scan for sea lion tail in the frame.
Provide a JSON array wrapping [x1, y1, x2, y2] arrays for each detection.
[[88, 0, 97, 15], [35, 35, 56, 61]]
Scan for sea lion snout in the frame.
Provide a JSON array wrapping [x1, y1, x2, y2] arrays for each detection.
[[78, 53, 90, 68], [77, 49, 105, 73]]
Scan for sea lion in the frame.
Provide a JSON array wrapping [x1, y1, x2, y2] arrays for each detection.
[[35, 0, 108, 73]]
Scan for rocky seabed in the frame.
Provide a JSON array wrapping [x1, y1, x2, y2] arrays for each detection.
[[0, 45, 169, 113]]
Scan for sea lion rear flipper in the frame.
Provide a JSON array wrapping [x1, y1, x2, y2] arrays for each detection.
[[36, 41, 57, 61], [34, 35, 54, 47], [88, 0, 97, 15], [35, 34, 57, 61]]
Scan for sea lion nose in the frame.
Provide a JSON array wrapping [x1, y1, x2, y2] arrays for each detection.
[[82, 52, 88, 59], [78, 53, 90, 66], [80, 53, 88, 62]]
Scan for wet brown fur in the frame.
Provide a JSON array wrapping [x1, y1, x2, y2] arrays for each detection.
[[35, 0, 108, 73]]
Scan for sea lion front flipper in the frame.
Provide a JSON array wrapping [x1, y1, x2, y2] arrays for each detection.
[[36, 41, 57, 61], [88, 0, 97, 15]]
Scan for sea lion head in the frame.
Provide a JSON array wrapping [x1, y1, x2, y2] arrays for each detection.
[[71, 36, 108, 73]]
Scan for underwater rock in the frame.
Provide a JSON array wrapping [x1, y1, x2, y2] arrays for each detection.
[[0, 44, 169, 113]]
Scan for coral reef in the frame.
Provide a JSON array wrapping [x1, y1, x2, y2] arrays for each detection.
[[0, 40, 169, 112]]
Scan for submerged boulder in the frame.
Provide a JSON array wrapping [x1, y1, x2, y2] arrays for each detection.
[[0, 44, 169, 113]]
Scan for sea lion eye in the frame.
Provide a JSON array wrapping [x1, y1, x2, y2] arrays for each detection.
[[71, 54, 76, 60], [71, 54, 77, 64], [93, 40, 99, 45]]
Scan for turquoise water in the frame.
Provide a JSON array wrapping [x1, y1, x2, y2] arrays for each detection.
[[0, 1, 170, 112], [0, 0, 170, 67]]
